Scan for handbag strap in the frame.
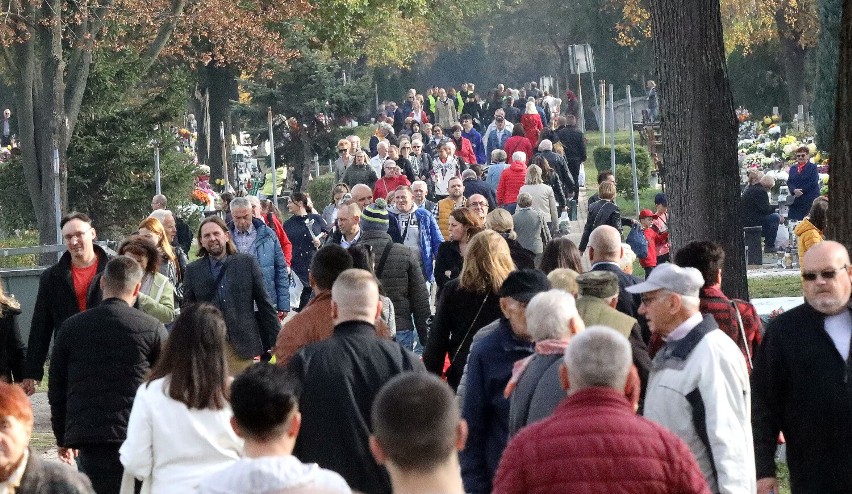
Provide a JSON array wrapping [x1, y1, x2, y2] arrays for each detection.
[[451, 294, 490, 367], [374, 242, 395, 279], [729, 299, 753, 370]]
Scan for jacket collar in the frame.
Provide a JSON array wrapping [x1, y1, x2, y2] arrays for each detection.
[[659, 314, 717, 362], [495, 318, 535, 353], [360, 230, 392, 242], [58, 243, 109, 272], [556, 387, 632, 414], [333, 320, 378, 336]]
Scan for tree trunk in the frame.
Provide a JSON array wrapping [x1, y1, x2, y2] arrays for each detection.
[[825, 0, 852, 250], [648, 0, 748, 299], [776, 21, 809, 118], [814, 0, 843, 149], [199, 64, 238, 189]]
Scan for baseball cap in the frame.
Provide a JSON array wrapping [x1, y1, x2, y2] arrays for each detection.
[[639, 209, 657, 219], [626, 263, 703, 297], [498, 269, 551, 303]]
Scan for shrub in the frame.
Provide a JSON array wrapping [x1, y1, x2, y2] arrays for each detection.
[[593, 145, 653, 195], [308, 172, 337, 211], [0, 158, 37, 232]]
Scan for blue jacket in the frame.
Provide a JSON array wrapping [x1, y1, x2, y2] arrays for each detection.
[[786, 162, 820, 221], [462, 128, 486, 164], [229, 218, 290, 311], [388, 208, 443, 282], [485, 162, 509, 189], [486, 129, 511, 157], [460, 319, 534, 494]]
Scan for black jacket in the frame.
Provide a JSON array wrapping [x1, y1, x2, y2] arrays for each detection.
[[48, 298, 166, 447], [752, 303, 852, 492], [434, 241, 462, 291], [25, 245, 110, 381], [359, 231, 431, 340], [741, 183, 776, 227], [0, 302, 24, 382], [18, 452, 95, 493], [503, 236, 536, 270], [555, 126, 586, 170], [424, 279, 503, 390], [182, 253, 280, 358], [462, 178, 497, 210], [579, 200, 622, 251], [290, 320, 424, 494]]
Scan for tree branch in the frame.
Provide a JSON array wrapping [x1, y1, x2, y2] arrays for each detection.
[[138, 0, 188, 74]]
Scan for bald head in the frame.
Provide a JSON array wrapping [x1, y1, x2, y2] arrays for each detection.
[[801, 241, 852, 315], [332, 269, 381, 324], [151, 194, 167, 210], [351, 184, 374, 210], [759, 175, 775, 189], [588, 225, 623, 262]]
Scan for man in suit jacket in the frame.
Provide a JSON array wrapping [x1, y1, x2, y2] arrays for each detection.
[[753, 241, 852, 494], [182, 216, 280, 374], [588, 225, 642, 320], [48, 256, 166, 494]]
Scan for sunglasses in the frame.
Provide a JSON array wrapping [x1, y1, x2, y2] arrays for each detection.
[[802, 265, 848, 281], [338, 148, 348, 153], [795, 154, 807, 158]]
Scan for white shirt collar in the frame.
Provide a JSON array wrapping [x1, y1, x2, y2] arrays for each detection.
[[0, 449, 29, 493], [664, 312, 704, 343]]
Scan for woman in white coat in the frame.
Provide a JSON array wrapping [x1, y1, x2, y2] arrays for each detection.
[[518, 164, 559, 229], [120, 304, 242, 493]]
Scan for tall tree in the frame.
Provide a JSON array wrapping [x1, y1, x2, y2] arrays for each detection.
[[647, 0, 748, 298], [825, 0, 851, 250], [813, 0, 844, 148], [0, 0, 188, 246]]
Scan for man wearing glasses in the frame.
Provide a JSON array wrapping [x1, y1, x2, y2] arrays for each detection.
[[752, 241, 852, 494], [629, 263, 755, 494], [785, 146, 820, 221], [22, 212, 110, 395]]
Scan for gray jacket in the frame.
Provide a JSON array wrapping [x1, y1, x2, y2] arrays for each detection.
[[182, 253, 280, 358], [513, 207, 550, 254], [359, 231, 430, 341]]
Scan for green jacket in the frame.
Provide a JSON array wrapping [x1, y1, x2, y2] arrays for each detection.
[[576, 296, 637, 338], [137, 272, 175, 324]]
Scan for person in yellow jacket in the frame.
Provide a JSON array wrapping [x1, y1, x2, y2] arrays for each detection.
[[794, 196, 828, 262]]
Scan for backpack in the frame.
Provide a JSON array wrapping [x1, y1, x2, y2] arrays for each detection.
[[626, 224, 649, 260]]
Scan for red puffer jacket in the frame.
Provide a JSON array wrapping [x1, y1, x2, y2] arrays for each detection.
[[493, 387, 710, 494], [496, 161, 527, 206]]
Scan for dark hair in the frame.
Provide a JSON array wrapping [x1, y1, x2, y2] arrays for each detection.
[[512, 124, 526, 137], [310, 245, 354, 290], [372, 373, 459, 472], [118, 235, 161, 274], [530, 155, 554, 181], [147, 303, 229, 409], [808, 196, 829, 231], [231, 364, 300, 441], [597, 170, 614, 183], [60, 211, 92, 229], [796, 145, 810, 155], [450, 208, 484, 237], [539, 238, 583, 274], [450, 123, 463, 133], [220, 192, 235, 212], [102, 256, 143, 294], [260, 199, 283, 222], [290, 192, 314, 214], [673, 240, 725, 288], [196, 216, 237, 258], [460, 114, 472, 122]]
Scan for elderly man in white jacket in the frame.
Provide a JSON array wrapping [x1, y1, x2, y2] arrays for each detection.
[[628, 263, 755, 494]]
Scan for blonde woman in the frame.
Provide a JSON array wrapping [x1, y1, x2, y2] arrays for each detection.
[[138, 217, 180, 291], [485, 208, 536, 269], [518, 164, 559, 227], [423, 230, 515, 390], [578, 181, 627, 252]]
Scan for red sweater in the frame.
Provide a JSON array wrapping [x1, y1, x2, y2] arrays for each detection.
[[493, 387, 710, 494], [497, 161, 527, 205], [454, 136, 478, 165], [373, 175, 411, 200], [639, 227, 668, 268], [520, 113, 543, 148], [503, 136, 533, 164]]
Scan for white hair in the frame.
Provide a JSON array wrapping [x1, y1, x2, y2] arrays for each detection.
[[511, 151, 527, 164], [230, 196, 252, 211], [443, 141, 456, 152], [462, 169, 478, 180], [563, 326, 632, 392], [377, 139, 390, 150], [619, 243, 637, 271], [538, 139, 553, 151], [148, 209, 173, 224], [411, 180, 428, 190], [680, 295, 701, 312], [247, 195, 261, 208], [526, 290, 579, 341]]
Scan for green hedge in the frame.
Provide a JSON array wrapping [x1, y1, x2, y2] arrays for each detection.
[[308, 172, 337, 212], [593, 145, 653, 195]]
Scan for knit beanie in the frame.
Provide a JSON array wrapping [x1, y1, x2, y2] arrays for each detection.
[[360, 198, 389, 232]]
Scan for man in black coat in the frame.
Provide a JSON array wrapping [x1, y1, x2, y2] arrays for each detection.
[[23, 212, 110, 396], [182, 216, 280, 374], [289, 269, 424, 494], [48, 256, 166, 494], [753, 241, 852, 494], [1, 382, 94, 494], [555, 115, 587, 195], [536, 139, 575, 205], [461, 169, 497, 210], [741, 175, 781, 253]]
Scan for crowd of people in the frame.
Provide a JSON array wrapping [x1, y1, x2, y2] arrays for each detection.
[[0, 82, 850, 494]]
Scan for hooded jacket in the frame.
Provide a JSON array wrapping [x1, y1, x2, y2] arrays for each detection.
[[199, 456, 351, 494], [497, 161, 528, 206], [794, 217, 823, 261]]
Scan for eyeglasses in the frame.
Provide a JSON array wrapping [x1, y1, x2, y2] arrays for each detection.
[[802, 265, 848, 281], [63, 229, 92, 242], [468, 201, 488, 207], [412, 145, 422, 148], [795, 154, 807, 158], [338, 148, 347, 153]]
